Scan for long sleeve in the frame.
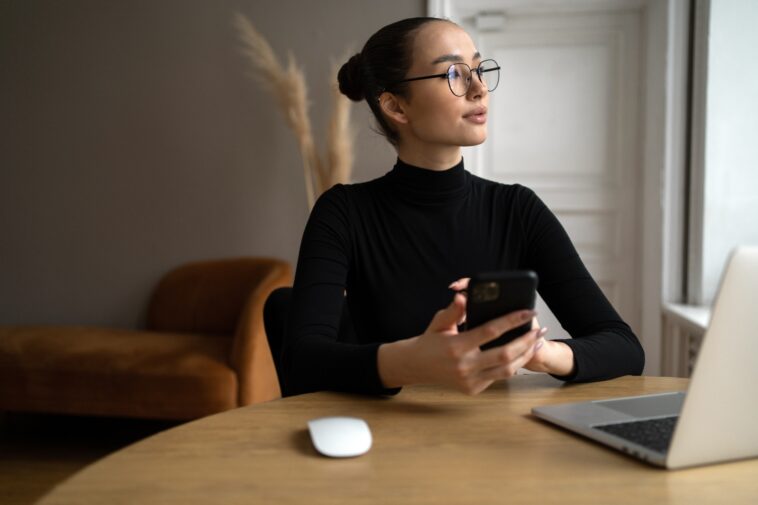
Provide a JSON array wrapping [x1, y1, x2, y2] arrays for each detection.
[[282, 186, 398, 396], [516, 186, 645, 382]]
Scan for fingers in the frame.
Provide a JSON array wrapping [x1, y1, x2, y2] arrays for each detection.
[[448, 277, 470, 291], [458, 309, 536, 349], [475, 327, 546, 370], [477, 350, 533, 381], [476, 330, 547, 381], [449, 328, 545, 395], [427, 293, 467, 333], [449, 279, 470, 325]]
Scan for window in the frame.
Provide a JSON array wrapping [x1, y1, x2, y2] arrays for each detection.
[[687, 0, 758, 306]]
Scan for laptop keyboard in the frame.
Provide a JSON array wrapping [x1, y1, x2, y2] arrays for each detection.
[[594, 416, 679, 453]]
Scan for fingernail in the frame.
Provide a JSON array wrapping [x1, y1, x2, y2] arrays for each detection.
[[539, 327, 548, 336], [448, 282, 455, 289], [534, 339, 545, 351], [522, 310, 534, 320]]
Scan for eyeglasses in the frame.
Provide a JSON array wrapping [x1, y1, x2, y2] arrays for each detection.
[[394, 59, 500, 97]]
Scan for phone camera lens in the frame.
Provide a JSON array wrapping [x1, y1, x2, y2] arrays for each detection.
[[472, 282, 500, 303]]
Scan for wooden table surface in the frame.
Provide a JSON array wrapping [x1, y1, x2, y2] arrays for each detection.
[[37, 375, 758, 504]]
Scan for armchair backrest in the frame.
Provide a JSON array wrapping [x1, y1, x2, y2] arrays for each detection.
[[146, 258, 287, 335]]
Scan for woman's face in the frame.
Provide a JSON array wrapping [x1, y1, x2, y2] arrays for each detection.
[[392, 22, 489, 151]]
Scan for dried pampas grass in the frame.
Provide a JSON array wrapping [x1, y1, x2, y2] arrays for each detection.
[[234, 13, 354, 211]]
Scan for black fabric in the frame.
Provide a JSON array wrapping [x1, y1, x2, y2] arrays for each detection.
[[265, 286, 356, 397], [282, 157, 645, 396], [263, 287, 289, 393]]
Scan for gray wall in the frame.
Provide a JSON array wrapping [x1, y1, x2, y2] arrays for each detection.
[[0, 0, 424, 328]]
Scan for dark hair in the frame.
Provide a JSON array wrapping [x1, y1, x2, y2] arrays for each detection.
[[337, 17, 450, 145]]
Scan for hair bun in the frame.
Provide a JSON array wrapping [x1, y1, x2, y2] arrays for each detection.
[[338, 52, 366, 101]]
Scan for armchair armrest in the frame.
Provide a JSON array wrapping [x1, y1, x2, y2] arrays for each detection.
[[231, 259, 292, 405]]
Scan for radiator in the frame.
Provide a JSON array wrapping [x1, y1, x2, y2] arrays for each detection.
[[661, 304, 711, 378]]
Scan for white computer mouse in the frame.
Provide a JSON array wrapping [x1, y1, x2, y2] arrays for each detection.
[[307, 416, 372, 458]]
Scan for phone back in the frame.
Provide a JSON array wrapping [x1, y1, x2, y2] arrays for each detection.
[[466, 270, 538, 350]]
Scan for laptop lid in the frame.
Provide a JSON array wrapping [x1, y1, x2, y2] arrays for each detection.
[[532, 246, 758, 469], [666, 246, 758, 468]]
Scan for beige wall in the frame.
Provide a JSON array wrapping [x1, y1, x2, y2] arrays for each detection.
[[0, 0, 425, 327]]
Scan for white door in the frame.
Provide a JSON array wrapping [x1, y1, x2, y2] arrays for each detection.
[[433, 1, 643, 340]]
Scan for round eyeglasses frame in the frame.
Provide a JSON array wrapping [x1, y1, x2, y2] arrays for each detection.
[[393, 59, 500, 97]]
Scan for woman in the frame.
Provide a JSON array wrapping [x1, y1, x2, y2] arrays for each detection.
[[264, 17, 644, 397]]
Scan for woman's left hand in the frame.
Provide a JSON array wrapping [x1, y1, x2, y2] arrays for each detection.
[[449, 277, 575, 377], [521, 337, 575, 376]]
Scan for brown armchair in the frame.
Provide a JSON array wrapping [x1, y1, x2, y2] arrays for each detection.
[[0, 257, 292, 420]]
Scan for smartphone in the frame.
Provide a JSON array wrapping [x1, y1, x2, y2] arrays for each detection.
[[464, 270, 539, 351]]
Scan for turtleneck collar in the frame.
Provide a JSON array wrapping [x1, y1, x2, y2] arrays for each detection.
[[385, 157, 470, 205]]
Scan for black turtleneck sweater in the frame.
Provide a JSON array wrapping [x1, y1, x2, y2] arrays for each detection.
[[282, 158, 644, 395]]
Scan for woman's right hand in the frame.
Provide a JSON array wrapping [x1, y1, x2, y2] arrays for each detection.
[[377, 293, 546, 395]]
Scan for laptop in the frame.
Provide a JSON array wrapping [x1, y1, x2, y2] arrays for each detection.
[[531, 246, 758, 469]]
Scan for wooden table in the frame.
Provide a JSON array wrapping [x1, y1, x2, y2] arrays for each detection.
[[37, 375, 758, 504]]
